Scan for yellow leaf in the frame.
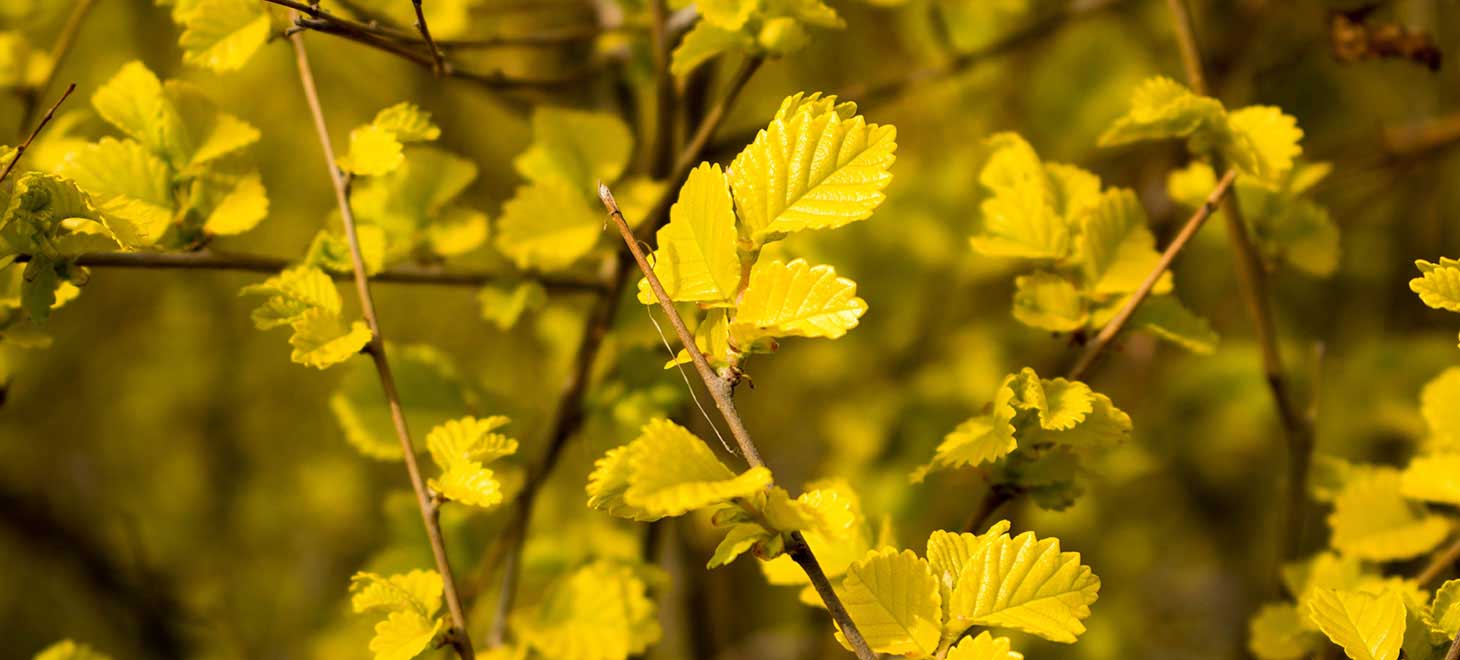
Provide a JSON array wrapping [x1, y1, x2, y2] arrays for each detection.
[[350, 570, 443, 617], [514, 107, 632, 190], [1011, 272, 1087, 332], [494, 179, 601, 271], [1400, 454, 1460, 505], [730, 258, 867, 346], [368, 610, 442, 660], [32, 640, 113, 660], [203, 172, 268, 235], [515, 561, 660, 660], [729, 99, 897, 245], [178, 0, 271, 73], [836, 548, 942, 657], [1011, 367, 1094, 431], [969, 133, 1072, 259], [638, 163, 741, 306], [338, 124, 405, 176], [1412, 262, 1460, 313], [1423, 368, 1460, 444], [1329, 469, 1449, 561], [926, 521, 1012, 626], [1224, 105, 1303, 184], [588, 418, 772, 520], [239, 266, 340, 330], [287, 310, 371, 369], [1098, 76, 1225, 147], [1250, 602, 1321, 660], [1077, 188, 1171, 296], [57, 138, 173, 247], [912, 375, 1018, 481], [945, 631, 1024, 660], [1307, 588, 1406, 660], [948, 528, 1101, 643]]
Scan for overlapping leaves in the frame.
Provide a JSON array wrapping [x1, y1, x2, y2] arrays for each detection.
[[424, 416, 518, 509], [348, 570, 444, 660], [239, 266, 371, 369]]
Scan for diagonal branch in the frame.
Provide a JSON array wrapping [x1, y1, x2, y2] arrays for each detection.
[[16, 0, 94, 132], [1067, 168, 1238, 380], [598, 184, 876, 660], [2, 83, 76, 186], [409, 0, 445, 75], [482, 55, 764, 647], [1164, 0, 1316, 568], [288, 21, 475, 660]]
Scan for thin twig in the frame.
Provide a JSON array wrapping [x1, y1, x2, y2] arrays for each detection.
[[16, 0, 94, 132], [11, 250, 604, 292], [1382, 113, 1460, 157], [264, 0, 591, 89], [1447, 633, 1460, 660], [288, 22, 474, 660], [484, 55, 763, 645], [1417, 535, 1460, 588], [1164, 0, 1316, 567], [1067, 169, 1238, 380], [599, 184, 876, 660], [647, 0, 675, 178], [410, 0, 445, 75], [1, 83, 76, 186]]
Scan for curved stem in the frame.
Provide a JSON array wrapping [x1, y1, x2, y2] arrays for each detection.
[[598, 185, 876, 660], [2, 83, 76, 185], [289, 23, 474, 659]]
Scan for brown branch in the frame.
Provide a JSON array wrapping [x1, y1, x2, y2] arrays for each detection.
[[483, 55, 763, 647], [647, 0, 675, 178], [1417, 535, 1460, 588], [1165, 0, 1316, 568], [1447, 633, 1460, 660], [598, 184, 876, 660], [1383, 113, 1460, 157], [16, 0, 94, 132], [288, 22, 474, 659], [265, 0, 590, 89], [1067, 169, 1238, 380], [11, 250, 604, 292], [410, 0, 445, 75], [2, 83, 76, 186]]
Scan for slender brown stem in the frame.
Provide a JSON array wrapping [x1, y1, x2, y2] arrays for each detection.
[[265, 0, 590, 89], [289, 23, 474, 660], [2, 83, 75, 186], [1383, 113, 1460, 156], [410, 0, 444, 75], [16, 0, 94, 132], [484, 55, 764, 645], [12, 250, 603, 292], [963, 484, 1020, 534], [1417, 535, 1460, 588], [599, 185, 876, 660], [1164, 0, 1316, 568], [1067, 169, 1238, 380], [1447, 634, 1460, 660], [647, 0, 675, 178]]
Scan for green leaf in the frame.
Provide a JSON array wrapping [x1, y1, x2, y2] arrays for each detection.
[[287, 310, 370, 369], [836, 548, 942, 656], [165, 81, 261, 169], [1021, 391, 1132, 450], [20, 255, 58, 323], [729, 258, 867, 346], [494, 179, 601, 271], [56, 138, 173, 246], [637, 163, 741, 306], [1098, 76, 1225, 147], [1430, 580, 1460, 642], [514, 107, 632, 190], [926, 521, 1012, 625], [1099, 294, 1219, 354], [178, 0, 271, 73], [707, 522, 772, 569], [1412, 261, 1460, 312], [32, 640, 114, 660], [1307, 588, 1406, 660], [945, 631, 1024, 660], [969, 133, 1071, 260], [1077, 188, 1169, 296], [240, 266, 340, 329], [1011, 272, 1086, 332], [372, 102, 441, 143], [1, 173, 100, 254], [202, 172, 268, 235], [304, 226, 386, 276], [91, 62, 184, 159], [1251, 602, 1321, 660], [1399, 454, 1460, 505], [911, 375, 1018, 481], [670, 22, 753, 78], [729, 98, 897, 245], [478, 279, 547, 330], [948, 528, 1101, 643], [1328, 469, 1449, 561], [1223, 105, 1303, 184], [331, 344, 471, 460], [1012, 367, 1094, 431], [352, 147, 482, 260], [588, 418, 772, 521], [515, 561, 660, 660]]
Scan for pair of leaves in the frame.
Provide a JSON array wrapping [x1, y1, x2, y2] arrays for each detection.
[[338, 103, 443, 177], [1100, 76, 1304, 185], [349, 570, 444, 660], [424, 416, 518, 509], [1326, 468, 1448, 562], [671, 0, 845, 76], [835, 521, 1100, 657], [586, 418, 771, 521], [709, 477, 863, 570], [1412, 258, 1460, 347], [239, 266, 372, 369], [351, 146, 488, 262], [913, 367, 1131, 483], [494, 107, 639, 272]]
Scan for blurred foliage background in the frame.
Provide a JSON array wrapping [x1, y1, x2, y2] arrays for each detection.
[[3, 0, 1460, 658]]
